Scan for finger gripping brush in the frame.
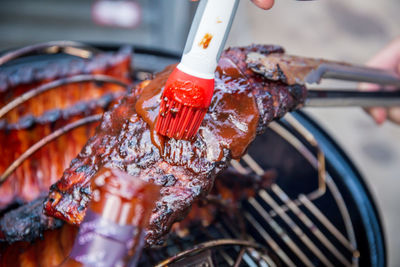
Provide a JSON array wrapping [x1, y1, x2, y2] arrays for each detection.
[[155, 0, 239, 140]]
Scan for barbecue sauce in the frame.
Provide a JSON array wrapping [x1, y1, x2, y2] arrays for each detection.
[[199, 33, 213, 49], [135, 64, 176, 151], [60, 168, 159, 267], [135, 57, 259, 161]]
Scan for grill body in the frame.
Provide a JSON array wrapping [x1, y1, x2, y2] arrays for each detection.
[[0, 44, 386, 267]]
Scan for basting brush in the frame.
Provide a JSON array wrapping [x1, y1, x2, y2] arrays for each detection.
[[155, 0, 239, 140]]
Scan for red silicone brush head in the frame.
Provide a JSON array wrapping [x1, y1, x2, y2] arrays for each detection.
[[155, 67, 214, 140]]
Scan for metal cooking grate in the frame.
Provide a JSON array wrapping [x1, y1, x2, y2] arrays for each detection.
[[230, 115, 359, 267]]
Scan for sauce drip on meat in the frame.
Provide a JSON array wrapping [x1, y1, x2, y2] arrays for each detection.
[[135, 64, 175, 152], [136, 57, 259, 160], [208, 57, 259, 159]]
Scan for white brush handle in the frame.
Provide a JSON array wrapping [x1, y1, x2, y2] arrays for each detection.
[[178, 0, 239, 79]]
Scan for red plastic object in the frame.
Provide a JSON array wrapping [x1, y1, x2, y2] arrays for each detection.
[[155, 67, 214, 140]]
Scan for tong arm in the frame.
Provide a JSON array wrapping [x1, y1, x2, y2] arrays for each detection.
[[305, 63, 400, 86], [306, 90, 400, 107], [246, 52, 400, 86]]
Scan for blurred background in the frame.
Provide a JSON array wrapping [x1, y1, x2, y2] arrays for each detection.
[[0, 0, 399, 265]]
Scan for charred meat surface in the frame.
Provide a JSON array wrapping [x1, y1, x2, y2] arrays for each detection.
[[43, 44, 306, 246], [0, 196, 63, 243]]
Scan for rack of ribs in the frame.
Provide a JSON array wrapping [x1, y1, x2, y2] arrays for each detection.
[[0, 46, 132, 243], [0, 46, 131, 209]]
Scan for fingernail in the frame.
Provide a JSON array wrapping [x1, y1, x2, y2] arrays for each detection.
[[369, 108, 387, 125]]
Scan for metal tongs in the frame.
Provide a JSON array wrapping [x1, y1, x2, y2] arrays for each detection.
[[246, 53, 400, 107]]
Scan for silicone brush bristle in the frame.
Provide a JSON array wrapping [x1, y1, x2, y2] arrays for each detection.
[[155, 67, 214, 140], [155, 97, 207, 140]]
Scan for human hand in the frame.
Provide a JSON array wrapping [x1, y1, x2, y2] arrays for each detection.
[[360, 37, 400, 125], [251, 0, 275, 10]]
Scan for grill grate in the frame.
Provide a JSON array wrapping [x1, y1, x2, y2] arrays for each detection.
[[228, 116, 359, 267]]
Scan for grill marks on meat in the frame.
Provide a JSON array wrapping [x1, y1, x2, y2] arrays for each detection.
[[43, 45, 306, 246]]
